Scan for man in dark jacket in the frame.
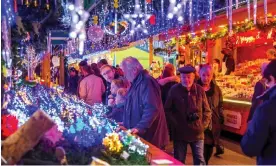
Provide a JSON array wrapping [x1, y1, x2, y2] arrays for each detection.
[[165, 65, 211, 165], [241, 59, 276, 165], [67, 67, 79, 95], [120, 57, 169, 149]]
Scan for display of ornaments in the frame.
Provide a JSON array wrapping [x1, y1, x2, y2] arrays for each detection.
[[87, 26, 104, 42]]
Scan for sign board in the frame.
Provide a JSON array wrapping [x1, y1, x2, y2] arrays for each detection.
[[223, 110, 242, 129]]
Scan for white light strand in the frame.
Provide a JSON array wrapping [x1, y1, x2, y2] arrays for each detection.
[[5, 0, 15, 25], [264, 0, 267, 24], [253, 0, 257, 24], [68, 1, 90, 55], [236, 0, 239, 9], [161, 0, 164, 18], [229, 0, 233, 33], [247, 0, 250, 21], [226, 0, 229, 18], [209, 0, 213, 20], [189, 0, 193, 25]]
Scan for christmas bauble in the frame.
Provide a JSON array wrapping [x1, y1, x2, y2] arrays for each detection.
[[87, 26, 104, 42]]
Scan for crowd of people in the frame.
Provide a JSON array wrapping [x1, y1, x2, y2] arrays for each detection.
[[66, 56, 276, 165]]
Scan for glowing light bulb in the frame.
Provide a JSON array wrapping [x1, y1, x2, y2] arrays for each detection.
[[167, 13, 173, 19], [68, 4, 74, 10], [177, 4, 182, 9], [69, 32, 77, 38], [178, 16, 183, 22]]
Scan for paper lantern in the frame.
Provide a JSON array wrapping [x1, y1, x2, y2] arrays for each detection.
[[149, 15, 156, 25], [87, 26, 104, 42], [146, 0, 152, 3]]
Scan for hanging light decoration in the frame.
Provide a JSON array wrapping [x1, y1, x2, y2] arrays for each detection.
[[189, 0, 192, 26], [229, 0, 233, 33], [68, 1, 90, 55], [226, 0, 229, 18], [235, 0, 238, 9], [33, 0, 38, 7], [253, 0, 257, 24], [264, 0, 267, 24], [209, 0, 213, 20], [247, 0, 250, 21], [25, 0, 30, 7]]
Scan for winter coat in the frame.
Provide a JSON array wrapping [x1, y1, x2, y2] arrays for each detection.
[[79, 74, 105, 106], [247, 79, 267, 122], [197, 80, 224, 146], [165, 83, 212, 142], [68, 75, 79, 95], [241, 85, 276, 165], [223, 55, 235, 73], [107, 103, 124, 123], [158, 76, 180, 105], [123, 70, 169, 148]]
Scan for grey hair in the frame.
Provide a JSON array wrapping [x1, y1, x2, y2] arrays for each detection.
[[199, 64, 213, 75], [121, 56, 144, 71]]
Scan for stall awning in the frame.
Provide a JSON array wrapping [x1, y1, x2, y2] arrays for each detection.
[[50, 31, 69, 45]]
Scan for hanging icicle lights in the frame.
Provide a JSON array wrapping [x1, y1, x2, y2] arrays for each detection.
[[68, 0, 250, 58], [253, 0, 257, 24], [68, 1, 89, 55], [264, 0, 268, 24], [4, 0, 15, 25], [209, 0, 213, 20]]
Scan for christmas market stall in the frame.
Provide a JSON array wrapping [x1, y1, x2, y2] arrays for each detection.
[[174, 0, 276, 135]]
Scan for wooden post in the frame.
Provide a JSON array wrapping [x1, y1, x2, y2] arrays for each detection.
[[59, 55, 65, 86], [149, 37, 154, 68], [41, 53, 51, 87]]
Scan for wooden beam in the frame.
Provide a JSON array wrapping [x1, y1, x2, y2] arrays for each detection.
[[149, 37, 154, 67], [41, 53, 51, 87]]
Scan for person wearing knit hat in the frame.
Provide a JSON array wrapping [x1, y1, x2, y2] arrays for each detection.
[[165, 65, 211, 165]]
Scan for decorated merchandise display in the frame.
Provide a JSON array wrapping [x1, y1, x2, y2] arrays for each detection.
[[2, 82, 149, 165], [216, 59, 268, 100]]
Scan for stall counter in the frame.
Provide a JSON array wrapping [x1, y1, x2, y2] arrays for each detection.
[[222, 97, 251, 135]]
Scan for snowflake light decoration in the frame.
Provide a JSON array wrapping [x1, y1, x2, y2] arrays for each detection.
[[167, 0, 188, 23], [123, 0, 151, 34]]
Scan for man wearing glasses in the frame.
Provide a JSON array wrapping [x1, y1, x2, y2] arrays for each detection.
[[100, 65, 120, 105]]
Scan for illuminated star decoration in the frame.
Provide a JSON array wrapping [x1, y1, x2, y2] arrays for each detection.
[[167, 0, 188, 23], [123, 0, 151, 35], [68, 2, 89, 55]]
